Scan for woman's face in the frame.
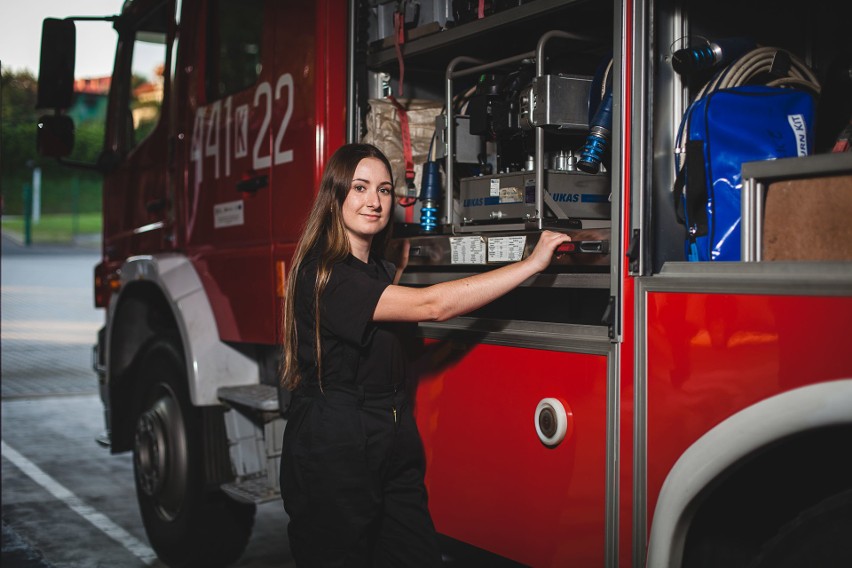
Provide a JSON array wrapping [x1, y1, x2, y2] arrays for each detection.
[[341, 157, 393, 249]]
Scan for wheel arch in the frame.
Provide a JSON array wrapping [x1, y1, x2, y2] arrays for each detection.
[[106, 254, 259, 451], [646, 379, 852, 568]]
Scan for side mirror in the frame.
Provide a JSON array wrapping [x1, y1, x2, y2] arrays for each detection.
[[37, 115, 75, 157], [37, 18, 76, 109]]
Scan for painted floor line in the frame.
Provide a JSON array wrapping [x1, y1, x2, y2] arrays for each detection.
[[1, 439, 158, 565]]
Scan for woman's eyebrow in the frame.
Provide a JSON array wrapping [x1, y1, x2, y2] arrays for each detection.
[[352, 177, 393, 185]]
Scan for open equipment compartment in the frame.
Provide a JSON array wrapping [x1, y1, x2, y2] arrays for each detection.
[[647, 0, 852, 272], [351, 0, 617, 329]]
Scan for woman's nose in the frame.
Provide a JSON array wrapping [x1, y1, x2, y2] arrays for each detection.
[[366, 190, 381, 209]]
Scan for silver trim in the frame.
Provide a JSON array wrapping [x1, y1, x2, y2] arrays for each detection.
[[445, 56, 483, 227], [741, 176, 761, 261], [742, 152, 852, 180], [347, 0, 355, 143], [402, 271, 610, 289], [634, 271, 651, 567], [605, 341, 619, 568], [605, 0, 630, 564], [741, 153, 852, 262], [132, 221, 165, 235], [654, 261, 852, 296], [418, 318, 611, 355]]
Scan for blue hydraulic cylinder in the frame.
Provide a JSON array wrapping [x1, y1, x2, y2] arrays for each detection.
[[419, 161, 441, 232], [577, 88, 614, 175]]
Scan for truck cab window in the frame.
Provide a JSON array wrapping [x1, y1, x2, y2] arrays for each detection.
[[205, 0, 264, 100], [129, 33, 166, 148]]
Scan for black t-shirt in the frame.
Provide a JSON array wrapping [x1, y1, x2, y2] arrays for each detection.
[[295, 251, 413, 387]]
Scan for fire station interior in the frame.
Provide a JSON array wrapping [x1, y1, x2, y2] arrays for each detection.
[[352, 0, 851, 331]]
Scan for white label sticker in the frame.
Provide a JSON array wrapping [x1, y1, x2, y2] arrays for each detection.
[[450, 236, 487, 264], [214, 200, 245, 228], [488, 236, 527, 262], [787, 114, 808, 157], [489, 178, 500, 197]]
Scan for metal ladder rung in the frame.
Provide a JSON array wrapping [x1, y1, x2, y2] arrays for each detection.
[[217, 384, 279, 412]]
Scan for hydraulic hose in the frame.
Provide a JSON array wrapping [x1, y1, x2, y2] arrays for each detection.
[[676, 46, 822, 174], [696, 46, 821, 100]]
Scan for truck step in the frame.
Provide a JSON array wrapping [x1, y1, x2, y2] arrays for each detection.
[[221, 474, 279, 505], [217, 384, 279, 412]]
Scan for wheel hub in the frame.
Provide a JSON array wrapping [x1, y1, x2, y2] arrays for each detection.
[[134, 408, 167, 497], [134, 391, 188, 521]]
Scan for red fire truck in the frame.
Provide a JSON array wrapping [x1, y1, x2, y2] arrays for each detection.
[[36, 0, 852, 566]]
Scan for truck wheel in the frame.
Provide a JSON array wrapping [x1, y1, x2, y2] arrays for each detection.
[[132, 338, 255, 567], [749, 489, 852, 568]]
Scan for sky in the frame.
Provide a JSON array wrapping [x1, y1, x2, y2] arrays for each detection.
[[0, 0, 125, 78]]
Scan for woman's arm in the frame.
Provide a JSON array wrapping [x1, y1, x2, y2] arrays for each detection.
[[373, 231, 571, 323]]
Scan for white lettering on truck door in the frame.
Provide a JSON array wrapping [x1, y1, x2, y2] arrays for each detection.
[[191, 72, 296, 185]]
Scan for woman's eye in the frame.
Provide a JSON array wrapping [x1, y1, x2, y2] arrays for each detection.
[[379, 186, 392, 195], [352, 184, 365, 192]]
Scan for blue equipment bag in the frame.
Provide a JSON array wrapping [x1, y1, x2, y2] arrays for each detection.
[[675, 86, 815, 261]]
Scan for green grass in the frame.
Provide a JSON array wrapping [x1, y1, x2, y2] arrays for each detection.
[[2, 213, 102, 245], [1, 172, 103, 216]]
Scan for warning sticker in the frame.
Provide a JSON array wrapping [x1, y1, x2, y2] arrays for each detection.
[[488, 236, 527, 262], [489, 178, 500, 197], [214, 200, 245, 228], [450, 236, 487, 265], [499, 187, 523, 204]]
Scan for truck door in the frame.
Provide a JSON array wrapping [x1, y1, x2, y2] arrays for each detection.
[[103, 0, 173, 261], [183, 0, 275, 343], [269, 0, 348, 317]]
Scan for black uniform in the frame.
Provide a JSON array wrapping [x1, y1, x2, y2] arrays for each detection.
[[280, 251, 441, 567]]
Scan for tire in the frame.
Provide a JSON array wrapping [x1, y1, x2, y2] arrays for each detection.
[[132, 338, 256, 567], [749, 489, 852, 568]]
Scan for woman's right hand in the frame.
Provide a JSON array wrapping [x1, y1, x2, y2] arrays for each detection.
[[525, 230, 572, 273]]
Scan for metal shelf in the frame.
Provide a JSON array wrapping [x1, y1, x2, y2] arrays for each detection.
[[365, 0, 607, 69]]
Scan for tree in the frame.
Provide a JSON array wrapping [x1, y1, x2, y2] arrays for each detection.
[[1, 68, 104, 215], [2, 70, 38, 174]]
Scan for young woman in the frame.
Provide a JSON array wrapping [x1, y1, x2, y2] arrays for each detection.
[[279, 143, 571, 567]]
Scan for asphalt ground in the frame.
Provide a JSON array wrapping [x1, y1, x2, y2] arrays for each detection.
[[1, 234, 102, 401], [1, 233, 293, 568], [1, 233, 103, 567]]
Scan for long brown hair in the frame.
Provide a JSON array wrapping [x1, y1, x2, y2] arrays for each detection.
[[280, 143, 395, 390]]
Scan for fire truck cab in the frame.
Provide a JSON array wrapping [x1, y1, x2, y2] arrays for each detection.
[[36, 0, 852, 566]]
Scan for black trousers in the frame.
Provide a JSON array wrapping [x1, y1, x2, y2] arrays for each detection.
[[280, 384, 441, 567]]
